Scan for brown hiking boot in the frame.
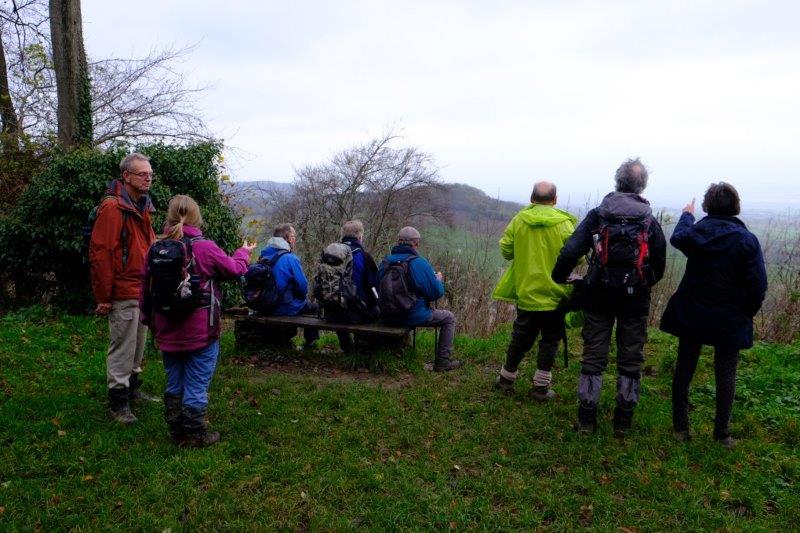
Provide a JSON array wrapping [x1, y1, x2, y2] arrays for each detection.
[[180, 431, 221, 448]]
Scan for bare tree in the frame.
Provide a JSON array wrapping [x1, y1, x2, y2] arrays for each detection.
[[48, 0, 92, 148], [89, 45, 211, 146], [1, 0, 210, 146], [265, 128, 446, 268]]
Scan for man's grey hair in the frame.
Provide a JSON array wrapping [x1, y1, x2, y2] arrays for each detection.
[[120, 153, 151, 174], [273, 223, 295, 240], [531, 181, 557, 204], [614, 158, 648, 194], [341, 219, 364, 239]]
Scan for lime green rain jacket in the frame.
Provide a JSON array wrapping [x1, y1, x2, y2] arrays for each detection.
[[492, 204, 578, 311]]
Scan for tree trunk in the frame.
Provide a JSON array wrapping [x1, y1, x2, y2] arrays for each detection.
[[49, 0, 92, 149], [0, 31, 19, 140]]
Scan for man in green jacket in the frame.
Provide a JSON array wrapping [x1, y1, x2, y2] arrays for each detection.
[[492, 181, 577, 400]]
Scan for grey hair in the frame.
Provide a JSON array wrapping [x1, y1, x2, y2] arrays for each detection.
[[614, 158, 649, 194], [341, 219, 364, 239], [273, 223, 295, 240], [119, 152, 151, 174]]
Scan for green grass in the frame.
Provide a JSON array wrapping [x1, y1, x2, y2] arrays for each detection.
[[1, 307, 798, 530]]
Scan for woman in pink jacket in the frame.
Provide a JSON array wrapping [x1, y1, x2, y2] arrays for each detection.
[[141, 195, 255, 447]]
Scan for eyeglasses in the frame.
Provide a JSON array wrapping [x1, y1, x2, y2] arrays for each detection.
[[127, 171, 155, 180]]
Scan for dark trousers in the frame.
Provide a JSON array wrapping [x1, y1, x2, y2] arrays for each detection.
[[273, 301, 320, 345], [503, 310, 563, 373], [581, 309, 648, 378], [672, 337, 739, 439]]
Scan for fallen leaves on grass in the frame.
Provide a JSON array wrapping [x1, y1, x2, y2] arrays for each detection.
[[81, 475, 94, 482]]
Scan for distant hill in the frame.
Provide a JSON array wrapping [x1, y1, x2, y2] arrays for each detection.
[[227, 179, 524, 229]]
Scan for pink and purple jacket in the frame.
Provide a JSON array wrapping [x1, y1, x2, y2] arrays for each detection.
[[140, 225, 251, 352]]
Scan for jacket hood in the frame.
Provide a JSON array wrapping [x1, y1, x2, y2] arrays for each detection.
[[597, 192, 652, 219], [106, 179, 155, 215], [515, 204, 577, 227], [259, 237, 291, 259], [683, 215, 749, 251]]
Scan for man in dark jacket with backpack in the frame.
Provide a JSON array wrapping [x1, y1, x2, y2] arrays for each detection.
[[317, 220, 380, 353], [378, 226, 462, 371], [89, 153, 158, 424], [552, 158, 666, 437]]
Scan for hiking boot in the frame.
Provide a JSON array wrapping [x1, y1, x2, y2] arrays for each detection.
[[108, 405, 138, 425], [574, 401, 597, 434], [493, 375, 515, 394], [529, 385, 556, 402], [108, 387, 137, 425], [433, 358, 463, 372], [716, 436, 737, 450], [612, 406, 634, 438], [180, 430, 221, 449], [673, 429, 692, 442], [180, 405, 218, 448]]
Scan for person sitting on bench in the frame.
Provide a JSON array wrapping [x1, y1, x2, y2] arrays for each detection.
[[377, 226, 462, 371], [259, 223, 318, 347]]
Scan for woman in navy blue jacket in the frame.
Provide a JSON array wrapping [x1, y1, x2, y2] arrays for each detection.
[[660, 182, 767, 448]]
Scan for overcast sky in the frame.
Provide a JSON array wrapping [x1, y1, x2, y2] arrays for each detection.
[[81, 0, 799, 211]]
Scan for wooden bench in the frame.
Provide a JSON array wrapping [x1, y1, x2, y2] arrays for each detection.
[[224, 307, 419, 353]]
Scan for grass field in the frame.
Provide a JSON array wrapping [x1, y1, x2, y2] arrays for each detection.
[[1, 307, 798, 530]]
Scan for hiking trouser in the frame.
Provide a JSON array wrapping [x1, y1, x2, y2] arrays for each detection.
[[417, 309, 456, 359], [162, 340, 220, 410], [672, 337, 739, 440], [106, 299, 148, 390], [580, 309, 647, 378], [502, 309, 562, 373]]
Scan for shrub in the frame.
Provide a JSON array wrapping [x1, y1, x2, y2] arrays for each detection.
[[0, 142, 241, 312]]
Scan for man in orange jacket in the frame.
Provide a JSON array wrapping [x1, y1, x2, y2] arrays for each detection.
[[89, 153, 157, 424]]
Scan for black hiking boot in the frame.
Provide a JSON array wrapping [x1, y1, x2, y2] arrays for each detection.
[[612, 406, 634, 438], [715, 435, 737, 450], [180, 405, 220, 449], [529, 385, 556, 402], [574, 401, 597, 434], [164, 393, 184, 445], [493, 375, 515, 394], [433, 358, 463, 372], [108, 387, 137, 425]]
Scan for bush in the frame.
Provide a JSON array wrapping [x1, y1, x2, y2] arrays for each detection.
[[0, 142, 241, 312]]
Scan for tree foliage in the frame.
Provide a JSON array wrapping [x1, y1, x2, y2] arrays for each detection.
[[0, 142, 241, 312]]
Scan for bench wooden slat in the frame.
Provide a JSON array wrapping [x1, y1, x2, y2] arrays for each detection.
[[231, 313, 412, 337]]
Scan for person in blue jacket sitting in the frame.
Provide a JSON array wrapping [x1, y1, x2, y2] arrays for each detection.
[[259, 223, 319, 347], [378, 226, 462, 371]]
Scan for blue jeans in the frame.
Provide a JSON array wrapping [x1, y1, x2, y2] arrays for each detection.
[[162, 341, 219, 410]]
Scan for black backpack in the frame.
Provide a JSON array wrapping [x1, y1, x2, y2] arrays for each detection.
[[313, 243, 362, 314], [377, 256, 418, 315], [588, 214, 652, 290], [241, 250, 289, 314], [146, 237, 206, 318]]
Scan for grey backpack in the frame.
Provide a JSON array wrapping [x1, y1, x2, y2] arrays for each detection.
[[313, 243, 359, 312]]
